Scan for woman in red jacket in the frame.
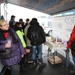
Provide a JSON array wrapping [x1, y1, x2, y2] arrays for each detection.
[[67, 25, 75, 73]]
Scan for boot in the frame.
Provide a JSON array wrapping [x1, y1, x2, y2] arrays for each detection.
[[20, 65, 27, 71], [39, 62, 46, 68], [38, 59, 46, 68], [31, 60, 38, 68], [70, 69, 75, 73]]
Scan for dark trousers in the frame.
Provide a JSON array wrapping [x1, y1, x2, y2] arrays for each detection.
[[20, 46, 32, 66], [20, 55, 26, 66], [10, 64, 20, 75], [27, 46, 32, 61]]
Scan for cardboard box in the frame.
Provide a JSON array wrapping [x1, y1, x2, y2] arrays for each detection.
[[48, 56, 62, 65]]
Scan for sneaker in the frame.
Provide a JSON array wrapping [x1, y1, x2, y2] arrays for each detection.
[[27, 61, 33, 64], [70, 69, 75, 73]]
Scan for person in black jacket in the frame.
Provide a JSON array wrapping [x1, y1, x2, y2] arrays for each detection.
[[25, 18, 30, 28], [9, 15, 16, 28], [19, 18, 25, 32], [27, 18, 46, 69]]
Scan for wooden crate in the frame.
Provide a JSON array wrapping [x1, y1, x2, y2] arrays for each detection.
[[48, 56, 62, 65]]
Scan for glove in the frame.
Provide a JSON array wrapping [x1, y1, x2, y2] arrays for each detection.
[[24, 48, 30, 54]]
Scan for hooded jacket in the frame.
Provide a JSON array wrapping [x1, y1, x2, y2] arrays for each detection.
[[27, 18, 46, 45]]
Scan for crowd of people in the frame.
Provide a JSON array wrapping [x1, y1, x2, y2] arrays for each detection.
[[0, 15, 46, 75], [0, 15, 75, 75]]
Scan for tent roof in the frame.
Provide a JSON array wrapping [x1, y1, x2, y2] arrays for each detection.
[[0, 0, 75, 15]]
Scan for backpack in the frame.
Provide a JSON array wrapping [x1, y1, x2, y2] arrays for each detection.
[[30, 30, 39, 45], [71, 39, 75, 51]]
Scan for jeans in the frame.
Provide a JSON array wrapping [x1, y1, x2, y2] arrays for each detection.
[[32, 44, 42, 61], [72, 56, 75, 69], [10, 64, 20, 75], [66, 49, 70, 68]]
